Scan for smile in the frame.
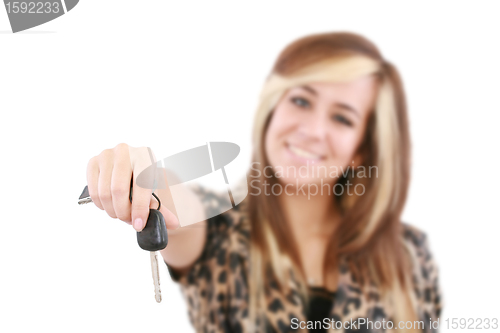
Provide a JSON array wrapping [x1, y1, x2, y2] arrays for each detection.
[[287, 144, 324, 161]]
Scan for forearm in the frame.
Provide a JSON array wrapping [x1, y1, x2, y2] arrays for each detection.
[[153, 170, 208, 270]]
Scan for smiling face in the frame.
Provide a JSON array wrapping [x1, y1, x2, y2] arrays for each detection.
[[264, 76, 379, 186]]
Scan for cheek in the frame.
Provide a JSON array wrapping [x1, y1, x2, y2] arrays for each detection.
[[328, 129, 363, 159], [265, 108, 295, 149]]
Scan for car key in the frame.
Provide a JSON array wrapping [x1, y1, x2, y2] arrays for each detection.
[[78, 182, 168, 303], [135, 195, 168, 303]]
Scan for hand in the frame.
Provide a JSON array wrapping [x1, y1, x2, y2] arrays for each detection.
[[86, 143, 180, 231]]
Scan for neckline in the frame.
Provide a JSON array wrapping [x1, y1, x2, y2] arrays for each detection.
[[308, 285, 336, 296]]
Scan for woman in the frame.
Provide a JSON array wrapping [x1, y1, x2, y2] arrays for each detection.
[[86, 32, 442, 332]]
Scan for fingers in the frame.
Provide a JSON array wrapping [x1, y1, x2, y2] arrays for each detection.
[[97, 149, 117, 219], [88, 144, 174, 231], [111, 144, 133, 224]]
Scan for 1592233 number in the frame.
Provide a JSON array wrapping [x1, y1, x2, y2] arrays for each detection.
[[5, 2, 61, 14], [445, 318, 498, 330]]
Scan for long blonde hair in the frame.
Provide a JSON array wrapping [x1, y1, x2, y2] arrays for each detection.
[[247, 32, 419, 332]]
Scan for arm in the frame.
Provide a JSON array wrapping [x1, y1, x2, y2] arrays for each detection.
[[154, 168, 207, 275], [86, 143, 207, 276]]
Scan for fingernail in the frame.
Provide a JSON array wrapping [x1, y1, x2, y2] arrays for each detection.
[[133, 218, 144, 231]]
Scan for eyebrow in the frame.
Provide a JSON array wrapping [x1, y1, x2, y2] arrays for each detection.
[[298, 85, 361, 117]]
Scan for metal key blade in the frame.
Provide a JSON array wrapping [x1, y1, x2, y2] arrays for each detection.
[[78, 185, 92, 205], [150, 251, 162, 303]]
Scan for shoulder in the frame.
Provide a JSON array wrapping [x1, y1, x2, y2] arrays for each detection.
[[189, 181, 250, 234], [166, 183, 250, 282], [401, 223, 429, 252], [400, 222, 435, 265], [400, 222, 443, 318], [167, 183, 252, 332]]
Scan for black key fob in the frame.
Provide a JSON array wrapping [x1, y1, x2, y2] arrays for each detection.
[[137, 209, 168, 251]]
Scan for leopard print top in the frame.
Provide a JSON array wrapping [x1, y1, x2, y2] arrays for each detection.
[[165, 185, 443, 333]]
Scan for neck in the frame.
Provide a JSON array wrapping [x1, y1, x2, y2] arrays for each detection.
[[278, 182, 339, 240]]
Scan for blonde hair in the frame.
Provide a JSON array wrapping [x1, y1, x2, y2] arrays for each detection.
[[246, 32, 420, 332]]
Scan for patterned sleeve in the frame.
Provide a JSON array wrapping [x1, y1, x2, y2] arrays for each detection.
[[403, 223, 444, 323], [163, 182, 249, 332], [420, 232, 443, 320]]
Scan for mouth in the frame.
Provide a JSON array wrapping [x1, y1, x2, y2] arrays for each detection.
[[286, 143, 325, 161]]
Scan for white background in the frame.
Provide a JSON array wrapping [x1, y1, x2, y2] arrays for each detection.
[[1, 1, 499, 332]]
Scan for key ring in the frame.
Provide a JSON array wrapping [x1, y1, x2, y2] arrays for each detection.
[[151, 192, 161, 210]]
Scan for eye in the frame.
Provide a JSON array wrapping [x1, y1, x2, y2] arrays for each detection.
[[331, 114, 353, 127], [290, 96, 311, 109]]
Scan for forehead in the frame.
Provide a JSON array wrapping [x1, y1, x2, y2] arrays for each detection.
[[288, 76, 379, 114]]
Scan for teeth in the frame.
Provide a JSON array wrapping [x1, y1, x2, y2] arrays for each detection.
[[288, 145, 321, 159]]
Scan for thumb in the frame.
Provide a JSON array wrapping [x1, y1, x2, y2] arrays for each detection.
[[130, 146, 155, 231], [130, 185, 152, 232], [131, 204, 151, 232]]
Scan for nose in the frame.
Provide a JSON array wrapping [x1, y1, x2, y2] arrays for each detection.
[[298, 108, 328, 141]]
